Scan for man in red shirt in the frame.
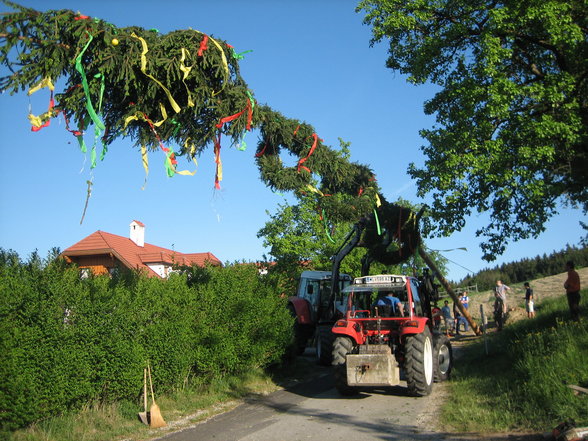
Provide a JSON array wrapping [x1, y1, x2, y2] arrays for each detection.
[[564, 261, 581, 321]]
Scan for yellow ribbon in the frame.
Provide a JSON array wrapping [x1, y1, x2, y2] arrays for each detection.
[[131, 32, 181, 113], [375, 193, 382, 207], [306, 184, 324, 196], [179, 48, 195, 107], [207, 36, 229, 96], [28, 77, 54, 95], [174, 139, 198, 176], [153, 102, 168, 127], [27, 77, 55, 127], [141, 143, 149, 190]]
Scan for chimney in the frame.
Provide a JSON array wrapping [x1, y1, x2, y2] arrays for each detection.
[[130, 220, 145, 247]]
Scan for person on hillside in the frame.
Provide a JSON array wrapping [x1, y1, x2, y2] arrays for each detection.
[[455, 292, 470, 333], [494, 280, 510, 330], [524, 282, 535, 319], [564, 261, 581, 321], [441, 300, 453, 332]]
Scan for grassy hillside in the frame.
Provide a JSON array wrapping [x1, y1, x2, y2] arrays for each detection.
[[459, 267, 588, 327], [441, 269, 588, 433]]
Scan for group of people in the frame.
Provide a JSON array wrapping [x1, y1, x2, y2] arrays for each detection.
[[494, 260, 582, 324], [432, 260, 582, 334], [435, 292, 470, 335]]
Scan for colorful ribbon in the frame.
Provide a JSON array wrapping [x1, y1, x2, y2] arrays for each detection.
[[214, 133, 222, 189], [207, 35, 229, 96], [197, 35, 209, 56], [74, 32, 105, 130], [131, 32, 181, 113], [179, 48, 195, 107], [27, 77, 55, 130], [297, 133, 319, 173], [321, 209, 336, 243]]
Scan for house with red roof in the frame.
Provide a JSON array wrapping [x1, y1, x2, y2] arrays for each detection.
[[61, 220, 222, 278]]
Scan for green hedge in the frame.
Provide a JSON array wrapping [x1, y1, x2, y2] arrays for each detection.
[[0, 250, 293, 432]]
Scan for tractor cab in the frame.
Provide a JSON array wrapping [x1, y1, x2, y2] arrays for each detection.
[[343, 274, 423, 320]]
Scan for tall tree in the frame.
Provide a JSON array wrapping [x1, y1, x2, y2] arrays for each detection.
[[359, 0, 588, 260]]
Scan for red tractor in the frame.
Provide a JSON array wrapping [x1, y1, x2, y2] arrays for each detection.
[[331, 272, 452, 396]]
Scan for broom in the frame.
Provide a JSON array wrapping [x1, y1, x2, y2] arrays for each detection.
[[147, 362, 167, 428], [138, 368, 148, 425]]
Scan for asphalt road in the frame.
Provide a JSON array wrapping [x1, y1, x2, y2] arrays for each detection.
[[155, 353, 451, 441]]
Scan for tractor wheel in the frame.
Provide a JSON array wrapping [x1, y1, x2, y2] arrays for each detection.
[[404, 326, 434, 397], [332, 336, 358, 396], [288, 305, 307, 356], [316, 325, 335, 366], [433, 333, 453, 382]]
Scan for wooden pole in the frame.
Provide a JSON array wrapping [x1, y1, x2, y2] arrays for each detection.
[[418, 247, 482, 336]]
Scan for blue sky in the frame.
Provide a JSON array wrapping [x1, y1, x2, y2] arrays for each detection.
[[0, 0, 585, 281]]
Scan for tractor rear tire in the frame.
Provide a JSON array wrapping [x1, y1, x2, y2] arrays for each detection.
[[404, 326, 434, 397], [316, 325, 335, 366], [433, 333, 452, 382], [332, 336, 358, 396]]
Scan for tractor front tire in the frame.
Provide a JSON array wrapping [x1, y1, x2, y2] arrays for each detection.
[[433, 333, 453, 382], [332, 336, 358, 396], [404, 326, 434, 397], [316, 325, 335, 366]]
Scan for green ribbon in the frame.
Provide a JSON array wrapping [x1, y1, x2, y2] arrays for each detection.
[[76, 115, 91, 153], [373, 208, 382, 236], [322, 209, 336, 243], [90, 73, 106, 169], [233, 49, 253, 60], [74, 32, 105, 131], [171, 118, 181, 137], [164, 147, 175, 177]]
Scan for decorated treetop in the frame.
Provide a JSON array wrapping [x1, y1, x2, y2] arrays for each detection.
[[1, 1, 422, 265]]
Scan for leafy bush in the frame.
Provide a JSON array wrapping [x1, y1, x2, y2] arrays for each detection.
[[0, 250, 293, 433]]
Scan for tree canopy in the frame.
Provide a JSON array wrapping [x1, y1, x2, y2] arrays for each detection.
[[359, 0, 588, 260]]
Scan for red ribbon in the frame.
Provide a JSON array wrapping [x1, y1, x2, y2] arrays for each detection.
[[198, 35, 209, 56], [216, 100, 252, 130], [255, 142, 268, 157], [297, 133, 319, 173], [30, 93, 55, 132]]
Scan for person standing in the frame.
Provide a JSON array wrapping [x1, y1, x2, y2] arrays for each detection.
[[455, 292, 470, 333], [564, 261, 581, 321], [494, 280, 510, 330], [524, 282, 535, 318], [441, 300, 453, 332]]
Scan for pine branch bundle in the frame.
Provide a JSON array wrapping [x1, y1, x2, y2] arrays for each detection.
[[1, 1, 422, 264]]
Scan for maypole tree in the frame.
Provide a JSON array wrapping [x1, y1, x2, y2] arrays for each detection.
[[1, 1, 422, 265]]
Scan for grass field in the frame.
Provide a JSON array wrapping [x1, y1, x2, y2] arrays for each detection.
[[441, 291, 588, 433]]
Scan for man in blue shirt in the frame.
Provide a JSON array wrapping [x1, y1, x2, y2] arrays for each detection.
[[376, 291, 404, 317]]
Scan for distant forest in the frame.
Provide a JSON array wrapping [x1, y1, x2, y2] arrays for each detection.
[[456, 245, 588, 291]]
